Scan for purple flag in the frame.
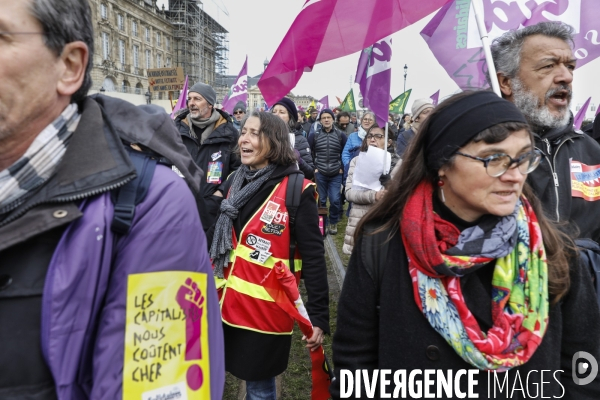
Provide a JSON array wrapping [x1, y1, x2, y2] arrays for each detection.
[[430, 90, 440, 106], [422, 0, 600, 90], [170, 75, 188, 119], [355, 37, 393, 128], [317, 96, 329, 111], [574, 97, 591, 130], [257, 0, 450, 105], [222, 56, 248, 114]]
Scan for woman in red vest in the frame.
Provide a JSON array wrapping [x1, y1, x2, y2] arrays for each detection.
[[209, 111, 329, 399]]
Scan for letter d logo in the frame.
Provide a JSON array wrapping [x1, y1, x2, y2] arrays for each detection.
[[573, 351, 598, 385]]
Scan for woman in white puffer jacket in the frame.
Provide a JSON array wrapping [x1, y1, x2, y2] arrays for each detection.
[[343, 126, 402, 255]]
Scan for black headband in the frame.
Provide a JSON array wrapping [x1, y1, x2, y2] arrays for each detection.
[[425, 91, 528, 171]]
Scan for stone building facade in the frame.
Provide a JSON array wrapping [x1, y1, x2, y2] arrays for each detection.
[[89, 0, 175, 100]]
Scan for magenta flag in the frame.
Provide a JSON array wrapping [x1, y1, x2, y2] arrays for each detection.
[[422, 0, 600, 90], [355, 36, 393, 128], [222, 56, 248, 114], [170, 75, 188, 119], [574, 97, 591, 130], [257, 0, 451, 105], [430, 90, 440, 106]]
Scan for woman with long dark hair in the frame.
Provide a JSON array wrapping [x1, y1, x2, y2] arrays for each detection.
[[209, 112, 329, 399], [330, 91, 600, 398]]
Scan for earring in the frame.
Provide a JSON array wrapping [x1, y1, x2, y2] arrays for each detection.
[[438, 179, 446, 203]]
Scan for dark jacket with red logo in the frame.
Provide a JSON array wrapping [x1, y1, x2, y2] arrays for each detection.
[[174, 108, 241, 231], [528, 116, 600, 242]]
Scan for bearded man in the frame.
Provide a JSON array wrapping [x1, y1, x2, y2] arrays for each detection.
[[492, 22, 600, 242]]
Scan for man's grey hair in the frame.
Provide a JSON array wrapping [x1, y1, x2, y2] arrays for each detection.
[[28, 0, 94, 104], [489, 22, 575, 83]]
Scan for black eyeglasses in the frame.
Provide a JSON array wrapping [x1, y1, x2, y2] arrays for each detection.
[[455, 150, 542, 177], [366, 133, 384, 140], [233, 111, 244, 115]]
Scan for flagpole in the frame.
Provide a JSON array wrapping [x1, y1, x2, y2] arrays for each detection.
[[383, 122, 389, 177], [472, 0, 501, 96]]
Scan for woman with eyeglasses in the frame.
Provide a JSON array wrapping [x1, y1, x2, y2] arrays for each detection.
[[330, 91, 600, 398], [341, 111, 376, 173], [342, 126, 401, 255]]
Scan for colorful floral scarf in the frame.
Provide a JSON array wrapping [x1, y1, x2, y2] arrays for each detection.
[[401, 181, 549, 371]]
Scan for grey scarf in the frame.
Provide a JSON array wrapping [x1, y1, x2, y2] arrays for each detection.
[[210, 163, 277, 278], [0, 103, 80, 215], [187, 109, 220, 144]]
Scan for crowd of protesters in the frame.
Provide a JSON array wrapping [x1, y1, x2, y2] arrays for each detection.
[[1, 1, 600, 399]]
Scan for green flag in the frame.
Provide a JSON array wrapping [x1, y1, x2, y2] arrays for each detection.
[[339, 89, 356, 113], [389, 89, 412, 114]]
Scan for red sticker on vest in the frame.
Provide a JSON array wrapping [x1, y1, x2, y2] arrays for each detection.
[[571, 161, 600, 201]]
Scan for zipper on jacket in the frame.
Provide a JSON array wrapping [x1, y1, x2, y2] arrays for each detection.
[[536, 138, 571, 222], [0, 176, 134, 228]]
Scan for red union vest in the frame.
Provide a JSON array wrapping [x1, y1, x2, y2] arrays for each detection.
[[218, 176, 316, 335]]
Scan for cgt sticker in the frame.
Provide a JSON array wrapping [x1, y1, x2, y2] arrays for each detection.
[[571, 161, 600, 201], [262, 223, 285, 236]]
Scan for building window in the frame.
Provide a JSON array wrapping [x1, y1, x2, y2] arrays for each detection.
[[156, 53, 162, 68], [156, 32, 161, 47], [132, 21, 138, 37], [133, 45, 139, 68], [117, 14, 124, 31], [146, 49, 151, 69], [166, 57, 171, 67], [145, 27, 150, 42], [102, 32, 110, 60], [101, 3, 107, 19], [119, 39, 125, 65], [166, 37, 170, 51]]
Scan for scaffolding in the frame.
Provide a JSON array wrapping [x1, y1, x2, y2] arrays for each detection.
[[167, 0, 229, 91]]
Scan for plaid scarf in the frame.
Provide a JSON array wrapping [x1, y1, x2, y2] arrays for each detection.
[[401, 180, 549, 371], [0, 103, 80, 215]]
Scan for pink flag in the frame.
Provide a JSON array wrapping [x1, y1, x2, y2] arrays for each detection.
[[170, 75, 188, 119], [222, 56, 248, 114], [355, 36, 393, 127], [430, 90, 440, 106], [422, 0, 600, 90], [317, 96, 329, 112], [258, 0, 451, 105], [574, 97, 591, 130]]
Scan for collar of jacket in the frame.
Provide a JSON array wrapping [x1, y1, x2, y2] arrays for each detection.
[[0, 97, 136, 242], [178, 108, 236, 143], [533, 115, 582, 155]]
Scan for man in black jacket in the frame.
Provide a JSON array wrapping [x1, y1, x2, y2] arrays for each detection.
[[308, 109, 348, 235], [174, 82, 241, 231], [491, 22, 600, 242]]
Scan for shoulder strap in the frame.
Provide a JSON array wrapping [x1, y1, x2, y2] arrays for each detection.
[[111, 147, 158, 235], [286, 173, 305, 273], [361, 225, 392, 314]]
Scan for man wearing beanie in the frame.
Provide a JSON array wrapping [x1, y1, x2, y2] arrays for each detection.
[[395, 98, 434, 157], [231, 101, 246, 131], [308, 109, 347, 235], [174, 82, 240, 232]]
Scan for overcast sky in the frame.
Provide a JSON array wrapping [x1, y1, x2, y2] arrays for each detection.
[[158, 0, 600, 117]]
